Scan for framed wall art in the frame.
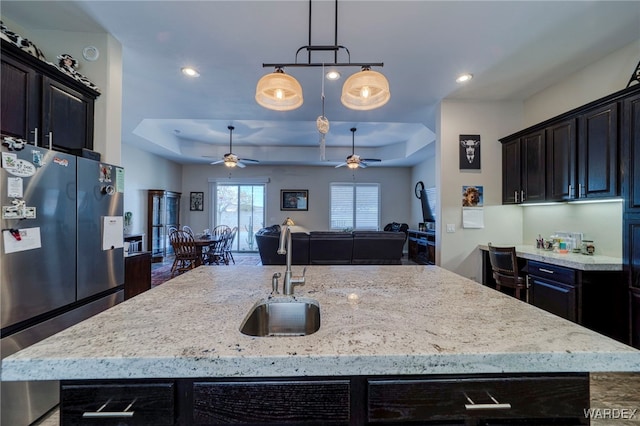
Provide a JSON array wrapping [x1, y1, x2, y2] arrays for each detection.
[[459, 134, 481, 170], [190, 192, 204, 211], [281, 189, 308, 211]]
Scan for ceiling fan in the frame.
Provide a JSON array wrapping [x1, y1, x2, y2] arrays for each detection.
[[336, 127, 382, 169], [210, 125, 259, 168]]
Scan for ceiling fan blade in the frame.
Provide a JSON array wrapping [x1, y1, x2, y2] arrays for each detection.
[[362, 158, 382, 163], [236, 161, 246, 168], [359, 162, 368, 168], [210, 159, 224, 165], [335, 162, 347, 168], [239, 158, 259, 163]]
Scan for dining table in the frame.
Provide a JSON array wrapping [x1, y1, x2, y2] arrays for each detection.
[[193, 235, 223, 265]]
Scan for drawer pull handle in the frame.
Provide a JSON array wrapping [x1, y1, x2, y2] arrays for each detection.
[[82, 397, 136, 418], [539, 268, 555, 274], [464, 392, 511, 411]]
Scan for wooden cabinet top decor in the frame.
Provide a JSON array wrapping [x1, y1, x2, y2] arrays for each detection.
[[1, 39, 100, 153]]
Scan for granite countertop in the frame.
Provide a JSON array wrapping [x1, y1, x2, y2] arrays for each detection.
[[478, 244, 623, 271], [2, 265, 639, 382]]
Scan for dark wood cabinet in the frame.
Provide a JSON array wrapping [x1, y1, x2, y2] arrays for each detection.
[[1, 50, 39, 142], [61, 381, 175, 425], [631, 287, 640, 349], [124, 252, 152, 300], [623, 92, 640, 211], [577, 102, 619, 199], [527, 261, 578, 323], [41, 76, 96, 152], [546, 119, 577, 201], [62, 374, 589, 426], [407, 229, 435, 265], [148, 190, 181, 262], [368, 375, 588, 424], [1, 40, 98, 152], [193, 379, 351, 424], [501, 130, 545, 204]]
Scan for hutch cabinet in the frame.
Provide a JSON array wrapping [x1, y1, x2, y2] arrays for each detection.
[[1, 40, 98, 153], [147, 190, 181, 263]]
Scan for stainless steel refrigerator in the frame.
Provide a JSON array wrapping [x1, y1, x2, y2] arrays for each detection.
[[1, 147, 124, 425]]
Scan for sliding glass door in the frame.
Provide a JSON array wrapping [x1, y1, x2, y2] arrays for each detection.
[[215, 184, 265, 252]]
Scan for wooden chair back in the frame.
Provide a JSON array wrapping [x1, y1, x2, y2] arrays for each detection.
[[169, 230, 199, 276], [488, 243, 528, 301]]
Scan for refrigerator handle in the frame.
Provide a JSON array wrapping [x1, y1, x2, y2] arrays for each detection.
[[47, 132, 53, 150], [31, 128, 38, 147]]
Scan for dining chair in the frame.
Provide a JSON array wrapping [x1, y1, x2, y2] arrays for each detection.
[[182, 225, 194, 236], [223, 226, 238, 265], [169, 230, 199, 277], [487, 243, 528, 302]]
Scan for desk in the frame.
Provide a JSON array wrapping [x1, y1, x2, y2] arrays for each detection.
[[478, 244, 627, 344]]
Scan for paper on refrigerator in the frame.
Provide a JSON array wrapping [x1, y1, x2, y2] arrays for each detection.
[[102, 216, 124, 250]]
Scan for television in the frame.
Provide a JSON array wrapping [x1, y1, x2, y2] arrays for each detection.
[[420, 187, 436, 223]]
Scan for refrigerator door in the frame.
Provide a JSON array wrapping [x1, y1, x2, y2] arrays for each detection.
[[76, 157, 124, 300], [1, 148, 77, 330]]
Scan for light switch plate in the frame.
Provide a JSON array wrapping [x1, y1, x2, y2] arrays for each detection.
[[446, 224, 455, 233]]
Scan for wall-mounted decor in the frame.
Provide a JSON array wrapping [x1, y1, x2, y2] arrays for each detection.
[[281, 190, 308, 211], [190, 192, 204, 211], [459, 134, 481, 170]]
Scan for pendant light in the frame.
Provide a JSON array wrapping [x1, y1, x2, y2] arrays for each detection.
[[341, 66, 390, 110], [255, 67, 303, 111], [257, 0, 389, 112]]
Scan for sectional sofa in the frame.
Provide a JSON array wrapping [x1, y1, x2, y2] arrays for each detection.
[[255, 225, 406, 265]]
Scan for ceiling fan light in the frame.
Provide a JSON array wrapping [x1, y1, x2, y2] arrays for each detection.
[[224, 161, 237, 168], [341, 68, 390, 111], [255, 68, 303, 111], [347, 162, 359, 169]]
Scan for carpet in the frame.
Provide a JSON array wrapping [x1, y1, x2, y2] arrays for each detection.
[[151, 255, 262, 287]]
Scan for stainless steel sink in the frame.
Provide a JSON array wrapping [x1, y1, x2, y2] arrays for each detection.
[[240, 297, 320, 337]]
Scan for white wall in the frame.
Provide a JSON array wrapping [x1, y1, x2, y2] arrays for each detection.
[[180, 164, 412, 236], [121, 144, 183, 246], [524, 39, 640, 125], [437, 100, 524, 279]]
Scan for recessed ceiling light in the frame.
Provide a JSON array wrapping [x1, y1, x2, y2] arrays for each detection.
[[456, 73, 473, 83], [181, 67, 200, 77], [326, 70, 341, 80]]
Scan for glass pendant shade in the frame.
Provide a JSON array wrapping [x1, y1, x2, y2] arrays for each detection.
[[341, 68, 390, 110], [347, 162, 359, 169], [255, 69, 303, 111]]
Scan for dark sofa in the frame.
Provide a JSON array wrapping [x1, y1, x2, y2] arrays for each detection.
[[255, 226, 405, 265]]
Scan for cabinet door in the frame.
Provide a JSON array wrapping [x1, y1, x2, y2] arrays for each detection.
[[530, 276, 577, 322], [61, 382, 175, 425], [623, 92, 640, 211], [546, 119, 577, 201], [521, 130, 546, 203], [367, 375, 588, 423], [193, 380, 350, 424], [502, 138, 521, 204], [578, 102, 619, 199], [42, 76, 95, 152], [1, 52, 39, 141], [631, 287, 640, 349]]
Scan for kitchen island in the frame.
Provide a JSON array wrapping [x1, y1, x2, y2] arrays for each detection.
[[3, 265, 640, 424]]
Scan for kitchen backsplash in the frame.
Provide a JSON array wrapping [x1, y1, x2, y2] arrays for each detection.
[[522, 201, 623, 258]]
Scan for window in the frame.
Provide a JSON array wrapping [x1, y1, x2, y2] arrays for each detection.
[[214, 184, 265, 252], [330, 183, 380, 230]]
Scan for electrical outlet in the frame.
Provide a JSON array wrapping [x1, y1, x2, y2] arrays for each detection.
[[446, 224, 455, 233]]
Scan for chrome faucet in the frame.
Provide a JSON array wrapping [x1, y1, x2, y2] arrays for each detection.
[[277, 220, 306, 295]]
